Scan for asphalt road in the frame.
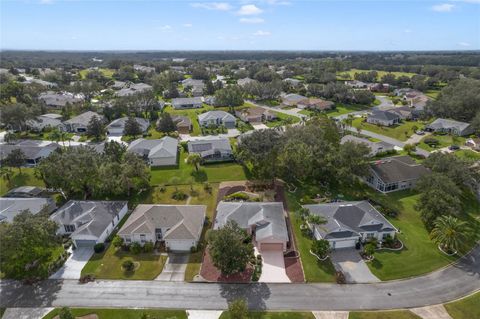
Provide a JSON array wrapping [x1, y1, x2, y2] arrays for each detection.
[[1, 246, 478, 311]]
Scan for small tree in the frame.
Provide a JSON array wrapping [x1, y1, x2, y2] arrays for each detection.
[[403, 143, 416, 155], [59, 307, 74, 319], [186, 153, 202, 172], [0, 167, 14, 185], [86, 116, 105, 141], [112, 235, 124, 249], [228, 298, 248, 319], [311, 239, 330, 259], [122, 259, 135, 272], [364, 242, 376, 258], [4, 149, 26, 173], [123, 116, 143, 137], [156, 112, 176, 133]]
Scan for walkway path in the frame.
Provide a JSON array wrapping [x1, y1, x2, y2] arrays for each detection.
[[1, 245, 478, 311], [2, 307, 53, 319], [313, 311, 349, 319], [411, 304, 453, 319]]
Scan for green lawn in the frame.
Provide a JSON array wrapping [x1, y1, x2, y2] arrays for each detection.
[[417, 134, 466, 151], [285, 188, 336, 283], [43, 308, 187, 319], [220, 312, 315, 319], [425, 89, 440, 100], [299, 103, 370, 118], [81, 241, 167, 280], [351, 118, 425, 141], [150, 149, 249, 185], [349, 310, 421, 319], [0, 168, 45, 196], [337, 69, 418, 81], [444, 293, 480, 319], [265, 111, 301, 128], [455, 149, 480, 161], [78, 68, 115, 79]]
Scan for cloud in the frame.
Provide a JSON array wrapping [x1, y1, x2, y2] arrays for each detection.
[[183, 23, 193, 27], [39, 0, 54, 4], [253, 30, 271, 36], [239, 17, 265, 24], [432, 3, 455, 11], [458, 42, 471, 46], [264, 0, 291, 5], [404, 29, 412, 33], [191, 2, 232, 11], [237, 4, 263, 15], [158, 25, 172, 31]]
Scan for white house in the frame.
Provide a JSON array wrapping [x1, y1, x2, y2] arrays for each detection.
[[117, 204, 206, 252], [50, 200, 128, 248], [198, 111, 236, 129], [127, 137, 178, 166], [303, 201, 397, 249]]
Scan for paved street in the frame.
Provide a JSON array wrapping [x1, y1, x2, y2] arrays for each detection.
[[1, 245, 478, 311]]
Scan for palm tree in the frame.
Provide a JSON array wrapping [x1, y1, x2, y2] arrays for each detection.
[[0, 167, 14, 187], [186, 153, 202, 172], [430, 215, 470, 253]]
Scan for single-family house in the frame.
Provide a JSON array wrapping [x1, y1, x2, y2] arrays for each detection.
[[23, 77, 58, 88], [341, 135, 395, 156], [64, 111, 105, 133], [365, 156, 430, 193], [117, 204, 206, 252], [133, 65, 156, 73], [170, 115, 192, 134], [198, 111, 236, 129], [115, 83, 153, 97], [425, 118, 474, 136], [281, 93, 307, 107], [38, 91, 84, 108], [50, 200, 128, 248], [27, 113, 65, 132], [0, 197, 56, 223], [3, 186, 47, 198], [384, 106, 414, 120], [127, 137, 178, 166], [283, 78, 302, 86], [237, 78, 254, 87], [106, 117, 150, 136], [366, 110, 401, 126], [297, 98, 334, 111], [0, 140, 60, 166], [171, 97, 203, 109], [214, 201, 289, 252], [345, 80, 368, 89], [235, 107, 276, 124], [187, 137, 233, 163], [303, 201, 397, 249]]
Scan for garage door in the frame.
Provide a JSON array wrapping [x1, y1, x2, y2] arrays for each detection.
[[74, 240, 96, 248], [332, 239, 356, 249], [260, 243, 283, 251], [166, 240, 194, 252]]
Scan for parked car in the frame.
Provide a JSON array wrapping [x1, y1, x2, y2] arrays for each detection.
[[449, 145, 460, 151], [415, 130, 425, 135]]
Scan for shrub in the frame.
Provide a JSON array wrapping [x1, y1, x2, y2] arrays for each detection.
[[122, 260, 135, 272], [59, 307, 74, 319], [93, 243, 105, 253], [364, 242, 376, 257], [143, 241, 154, 253], [190, 245, 197, 253], [228, 298, 248, 319], [112, 235, 124, 249], [335, 271, 346, 284], [172, 190, 188, 200], [79, 274, 95, 284], [130, 242, 142, 254], [424, 137, 439, 147], [224, 192, 250, 201], [311, 239, 330, 259]]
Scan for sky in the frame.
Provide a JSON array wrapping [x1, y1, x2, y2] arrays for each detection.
[[0, 0, 479, 51]]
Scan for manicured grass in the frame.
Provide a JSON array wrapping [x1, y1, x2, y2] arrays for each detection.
[[43, 308, 187, 319], [78, 68, 115, 79], [337, 69, 418, 81], [220, 311, 315, 319], [351, 118, 426, 141], [265, 111, 301, 127], [285, 188, 336, 283], [455, 149, 480, 161], [417, 134, 466, 151], [149, 149, 249, 185], [425, 89, 440, 100], [444, 292, 480, 319], [81, 242, 167, 280], [0, 168, 45, 195], [349, 310, 421, 319], [366, 191, 457, 280], [299, 104, 370, 118]]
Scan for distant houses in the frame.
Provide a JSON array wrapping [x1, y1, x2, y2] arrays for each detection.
[[27, 113, 65, 132], [38, 91, 84, 108], [425, 118, 474, 136], [187, 137, 233, 163], [366, 110, 401, 127], [127, 137, 178, 166], [365, 156, 430, 193], [0, 140, 60, 166], [64, 111, 104, 133], [198, 111, 236, 129], [341, 135, 395, 156], [106, 117, 150, 136]]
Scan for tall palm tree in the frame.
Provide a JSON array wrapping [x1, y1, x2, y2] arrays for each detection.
[[430, 215, 470, 253], [186, 153, 202, 172]]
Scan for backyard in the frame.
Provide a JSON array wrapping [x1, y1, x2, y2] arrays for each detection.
[[351, 118, 425, 141], [0, 168, 45, 195], [43, 308, 187, 319], [417, 134, 466, 151], [149, 149, 249, 185]]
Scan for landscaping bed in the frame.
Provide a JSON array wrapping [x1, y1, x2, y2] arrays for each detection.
[[43, 308, 187, 319], [200, 249, 253, 282]]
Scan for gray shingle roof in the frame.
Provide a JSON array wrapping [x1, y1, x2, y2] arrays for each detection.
[[426, 118, 471, 132], [127, 137, 178, 159], [214, 201, 288, 242], [64, 111, 104, 126], [0, 141, 60, 161], [106, 117, 150, 132], [368, 110, 400, 121], [198, 111, 236, 123], [118, 204, 206, 240], [0, 197, 55, 222], [341, 135, 394, 155], [370, 156, 430, 184], [171, 97, 203, 107], [50, 200, 127, 239], [4, 186, 44, 198], [303, 201, 397, 240], [187, 137, 232, 157]]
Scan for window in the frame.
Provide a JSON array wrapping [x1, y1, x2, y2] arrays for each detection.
[[366, 233, 375, 239], [382, 233, 390, 239], [125, 236, 131, 243], [140, 234, 146, 243], [64, 224, 75, 233]]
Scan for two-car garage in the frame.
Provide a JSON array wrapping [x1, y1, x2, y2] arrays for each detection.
[[73, 239, 97, 248]]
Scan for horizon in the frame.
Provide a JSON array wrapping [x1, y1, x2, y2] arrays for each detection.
[[1, 0, 479, 51]]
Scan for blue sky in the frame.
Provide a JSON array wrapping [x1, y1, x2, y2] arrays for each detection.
[[1, 0, 479, 50]]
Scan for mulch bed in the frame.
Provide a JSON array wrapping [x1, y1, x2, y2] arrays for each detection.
[[284, 255, 304, 283], [200, 249, 253, 283]]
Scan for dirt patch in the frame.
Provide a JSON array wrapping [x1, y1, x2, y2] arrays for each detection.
[[200, 249, 253, 282]]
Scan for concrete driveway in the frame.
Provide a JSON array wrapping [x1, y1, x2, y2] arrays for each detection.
[[49, 247, 93, 280], [252, 123, 269, 130], [330, 249, 380, 283], [259, 250, 291, 283], [156, 253, 189, 281]]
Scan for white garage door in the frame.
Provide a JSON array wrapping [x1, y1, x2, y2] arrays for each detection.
[[166, 240, 194, 252], [332, 239, 356, 249]]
